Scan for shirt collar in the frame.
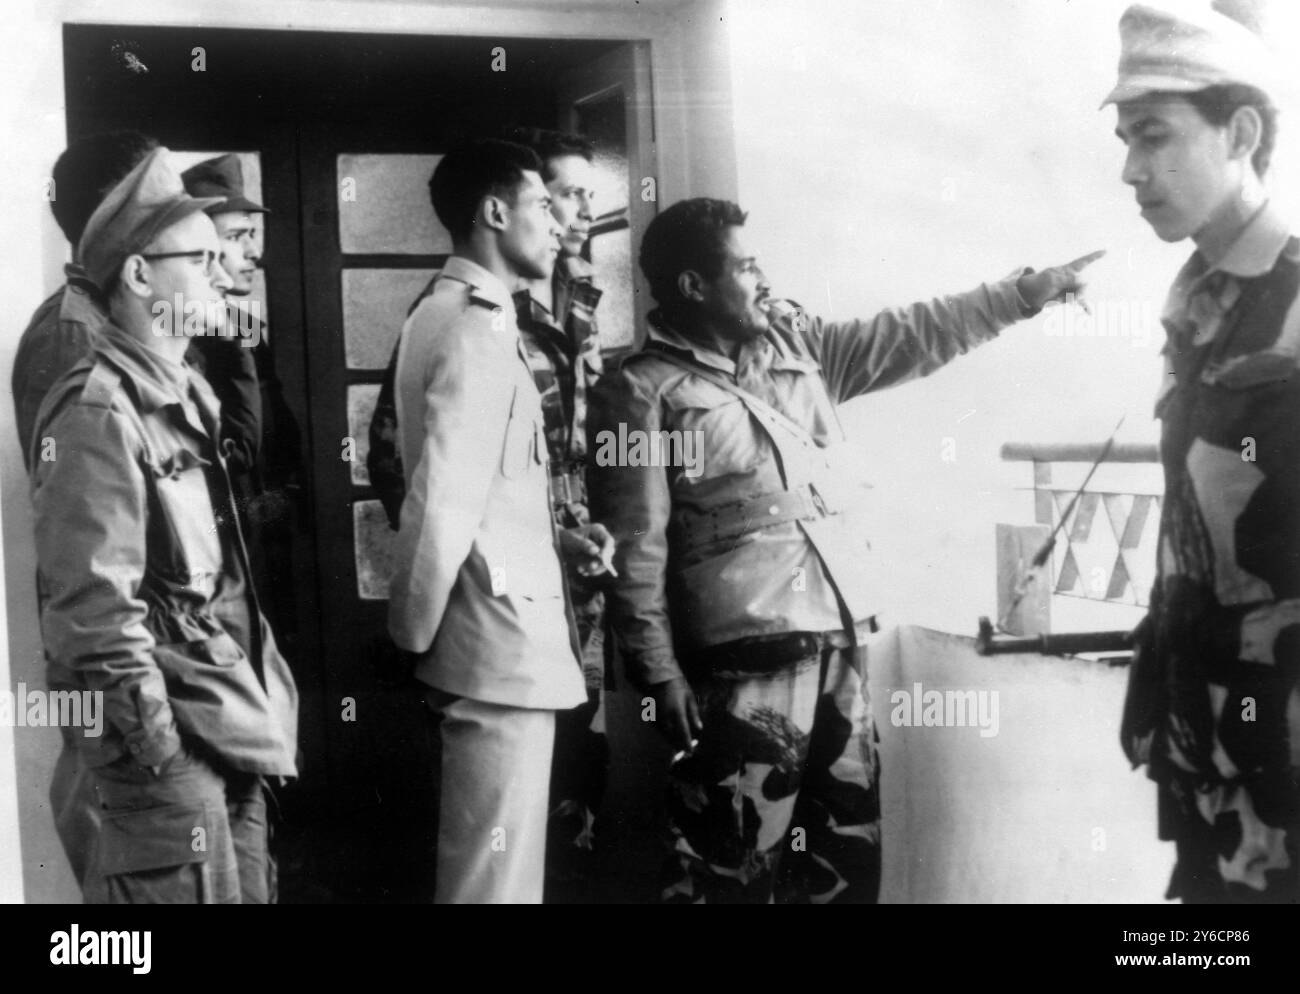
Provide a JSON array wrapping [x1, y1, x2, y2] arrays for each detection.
[[1204, 200, 1292, 278], [439, 254, 517, 314]]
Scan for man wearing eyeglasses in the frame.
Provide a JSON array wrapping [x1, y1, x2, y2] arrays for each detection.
[[30, 148, 299, 903]]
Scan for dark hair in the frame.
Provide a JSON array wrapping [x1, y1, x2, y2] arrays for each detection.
[[51, 131, 158, 245], [639, 198, 748, 307], [428, 139, 543, 243], [1184, 84, 1278, 176], [501, 127, 595, 183]]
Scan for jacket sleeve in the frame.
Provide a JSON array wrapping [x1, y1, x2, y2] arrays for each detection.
[[386, 319, 514, 654], [802, 273, 1030, 404], [32, 401, 181, 768], [14, 302, 97, 472], [586, 367, 682, 689]]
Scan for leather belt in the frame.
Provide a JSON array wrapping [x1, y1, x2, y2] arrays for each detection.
[[672, 483, 830, 548], [681, 624, 879, 679]]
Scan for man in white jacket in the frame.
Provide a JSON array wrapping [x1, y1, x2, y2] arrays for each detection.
[[387, 139, 612, 903]]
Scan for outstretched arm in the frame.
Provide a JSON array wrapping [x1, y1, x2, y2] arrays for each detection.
[[803, 251, 1105, 404]]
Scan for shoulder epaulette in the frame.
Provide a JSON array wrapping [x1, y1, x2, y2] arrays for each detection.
[[468, 293, 501, 311]]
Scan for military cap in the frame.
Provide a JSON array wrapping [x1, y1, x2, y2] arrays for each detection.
[[1101, 3, 1282, 107], [77, 147, 225, 291], [181, 153, 268, 214]]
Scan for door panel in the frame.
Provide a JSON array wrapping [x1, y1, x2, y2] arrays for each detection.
[[557, 41, 657, 353], [297, 131, 444, 900]]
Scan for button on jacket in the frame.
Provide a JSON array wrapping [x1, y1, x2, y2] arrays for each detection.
[[388, 254, 586, 710], [588, 276, 1030, 688], [31, 323, 298, 776]]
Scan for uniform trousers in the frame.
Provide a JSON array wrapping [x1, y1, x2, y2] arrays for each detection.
[[82, 749, 273, 904], [50, 731, 98, 888], [662, 636, 882, 904], [426, 690, 556, 904]]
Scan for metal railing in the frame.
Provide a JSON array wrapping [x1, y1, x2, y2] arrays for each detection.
[[997, 441, 1160, 636]]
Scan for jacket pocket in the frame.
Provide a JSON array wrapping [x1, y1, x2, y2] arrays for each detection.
[[661, 380, 759, 480], [500, 388, 543, 480], [156, 630, 247, 669], [87, 800, 214, 904], [151, 448, 223, 590]]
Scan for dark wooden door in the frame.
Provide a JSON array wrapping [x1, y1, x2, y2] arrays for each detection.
[[64, 23, 646, 901]]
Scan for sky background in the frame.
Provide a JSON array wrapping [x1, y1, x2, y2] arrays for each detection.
[[723, 0, 1299, 633]]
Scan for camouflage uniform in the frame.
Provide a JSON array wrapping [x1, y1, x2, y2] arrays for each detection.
[[513, 260, 609, 899], [588, 277, 1033, 902], [664, 634, 882, 903], [1122, 203, 1300, 903]]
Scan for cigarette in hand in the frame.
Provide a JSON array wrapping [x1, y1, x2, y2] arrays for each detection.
[[670, 739, 700, 764], [599, 551, 618, 578]]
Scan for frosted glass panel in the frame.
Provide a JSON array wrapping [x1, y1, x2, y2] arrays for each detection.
[[338, 153, 452, 255], [588, 228, 633, 350], [341, 268, 436, 370], [347, 384, 380, 486], [354, 499, 396, 600]]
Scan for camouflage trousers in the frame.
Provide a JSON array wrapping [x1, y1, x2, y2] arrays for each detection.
[[663, 636, 882, 904], [545, 589, 609, 902], [1159, 774, 1299, 903]]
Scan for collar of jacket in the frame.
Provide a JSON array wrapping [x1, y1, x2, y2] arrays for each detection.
[[524, 256, 602, 328], [92, 321, 220, 434], [1162, 201, 1294, 340], [646, 308, 812, 377], [59, 262, 109, 330], [557, 252, 595, 285], [512, 287, 566, 338], [64, 261, 99, 293], [438, 254, 517, 315], [1197, 200, 1291, 280]]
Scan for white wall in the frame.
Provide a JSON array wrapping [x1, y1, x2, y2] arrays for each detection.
[[725, 0, 1300, 635], [0, 8, 74, 906], [871, 625, 1172, 903]]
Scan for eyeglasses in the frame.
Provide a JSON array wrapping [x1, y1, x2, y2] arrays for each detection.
[[140, 249, 221, 277]]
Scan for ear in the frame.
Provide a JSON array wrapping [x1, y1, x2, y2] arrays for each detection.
[[119, 254, 152, 299], [1227, 104, 1262, 166], [676, 269, 706, 304], [480, 194, 509, 234]]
